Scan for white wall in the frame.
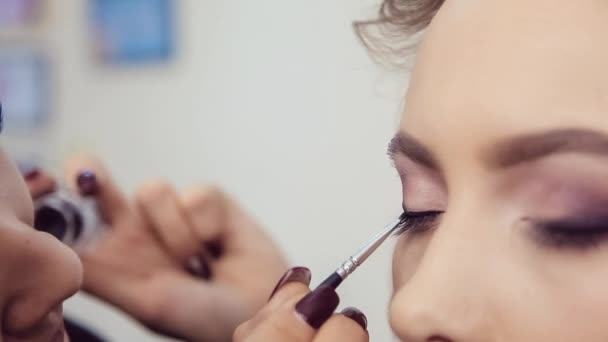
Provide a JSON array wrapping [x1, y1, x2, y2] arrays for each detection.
[[8, 1, 408, 340]]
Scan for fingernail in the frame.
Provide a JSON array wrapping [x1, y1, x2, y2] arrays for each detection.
[[269, 267, 311, 300], [24, 169, 41, 180], [187, 255, 212, 280], [77, 170, 99, 196], [17, 161, 40, 180], [295, 286, 340, 329], [205, 241, 223, 259], [341, 307, 368, 330]]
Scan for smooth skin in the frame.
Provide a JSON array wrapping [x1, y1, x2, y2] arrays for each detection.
[[237, 0, 608, 340], [390, 0, 608, 342], [391, 0, 608, 340]]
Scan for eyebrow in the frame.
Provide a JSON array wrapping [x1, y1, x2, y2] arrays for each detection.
[[484, 128, 608, 169], [388, 128, 608, 170], [388, 132, 439, 170]]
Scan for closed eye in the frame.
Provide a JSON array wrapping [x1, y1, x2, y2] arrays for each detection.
[[394, 210, 443, 236]]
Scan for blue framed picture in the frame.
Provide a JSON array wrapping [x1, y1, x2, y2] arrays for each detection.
[[0, 49, 49, 129], [91, 0, 175, 64]]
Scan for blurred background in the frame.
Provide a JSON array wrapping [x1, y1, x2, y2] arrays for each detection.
[[0, 0, 407, 340]]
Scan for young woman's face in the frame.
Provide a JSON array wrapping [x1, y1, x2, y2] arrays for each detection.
[[0, 151, 82, 342], [389, 0, 608, 340]]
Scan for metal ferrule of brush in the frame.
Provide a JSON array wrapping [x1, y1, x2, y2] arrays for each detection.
[[336, 256, 360, 279], [336, 217, 403, 280], [317, 216, 404, 290]]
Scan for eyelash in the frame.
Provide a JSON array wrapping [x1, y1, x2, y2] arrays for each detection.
[[394, 210, 443, 236], [533, 217, 608, 250], [394, 211, 608, 250], [393, 200, 608, 253]]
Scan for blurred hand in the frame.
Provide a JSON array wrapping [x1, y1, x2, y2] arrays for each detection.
[[233, 267, 368, 342], [23, 167, 56, 198], [26, 157, 288, 342]]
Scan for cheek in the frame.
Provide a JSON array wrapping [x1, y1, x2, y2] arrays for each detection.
[[506, 253, 608, 340]]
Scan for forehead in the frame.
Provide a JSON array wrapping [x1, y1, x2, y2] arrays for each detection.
[[402, 0, 608, 155]]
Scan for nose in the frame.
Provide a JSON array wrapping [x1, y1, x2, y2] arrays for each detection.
[[0, 217, 83, 336], [390, 212, 497, 342]]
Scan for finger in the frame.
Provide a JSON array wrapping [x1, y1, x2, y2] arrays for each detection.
[[268, 266, 312, 301], [81, 253, 202, 329], [180, 185, 225, 245], [234, 267, 312, 339], [80, 254, 150, 317], [314, 308, 368, 342], [135, 180, 201, 263], [23, 169, 56, 199], [243, 286, 339, 342], [64, 156, 130, 223], [219, 193, 279, 255]]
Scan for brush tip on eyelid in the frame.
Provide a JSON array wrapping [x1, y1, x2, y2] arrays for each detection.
[[394, 210, 443, 237]]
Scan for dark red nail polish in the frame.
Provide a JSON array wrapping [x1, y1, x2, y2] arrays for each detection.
[[341, 307, 368, 330], [77, 170, 99, 196], [205, 241, 223, 259], [17, 161, 40, 180], [295, 286, 340, 329], [269, 267, 312, 300], [24, 169, 41, 180], [187, 255, 212, 280]]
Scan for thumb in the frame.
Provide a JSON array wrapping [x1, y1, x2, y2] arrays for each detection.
[[235, 267, 339, 342]]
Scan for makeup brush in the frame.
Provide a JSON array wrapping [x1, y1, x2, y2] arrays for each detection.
[[317, 213, 405, 290]]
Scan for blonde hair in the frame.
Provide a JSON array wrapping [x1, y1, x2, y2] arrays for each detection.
[[355, 0, 444, 65]]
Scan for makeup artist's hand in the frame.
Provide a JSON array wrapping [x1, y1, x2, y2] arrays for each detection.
[[234, 267, 368, 342], [22, 165, 56, 197], [25, 158, 288, 342]]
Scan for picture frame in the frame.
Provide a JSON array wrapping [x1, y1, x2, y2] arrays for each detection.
[[0, 48, 49, 130], [91, 0, 175, 64]]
